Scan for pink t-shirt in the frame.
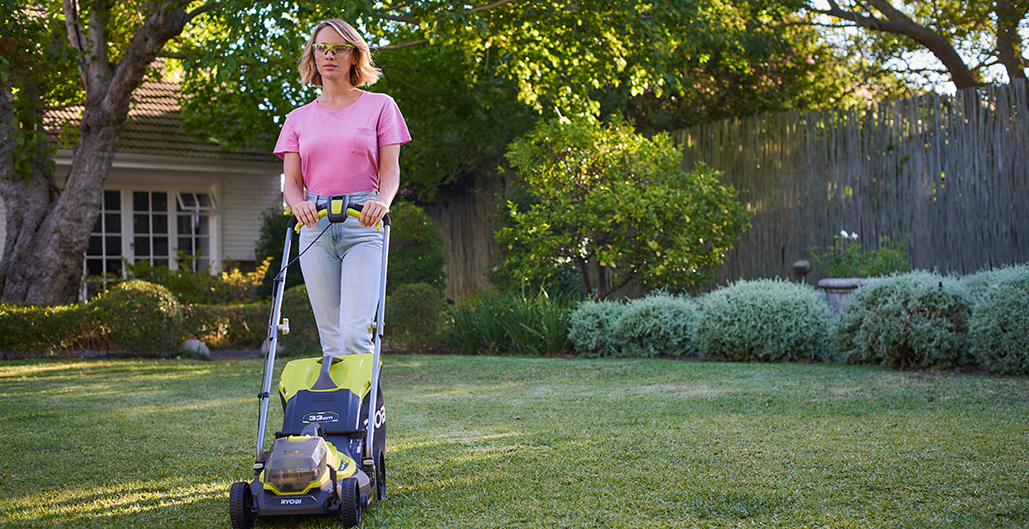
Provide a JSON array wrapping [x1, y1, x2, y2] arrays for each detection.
[[274, 92, 412, 195]]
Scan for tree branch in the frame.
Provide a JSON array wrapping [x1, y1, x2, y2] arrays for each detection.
[[817, 0, 978, 89], [469, 0, 514, 13], [996, 0, 1029, 81]]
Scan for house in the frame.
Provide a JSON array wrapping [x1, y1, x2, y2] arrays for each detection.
[[0, 80, 283, 299]]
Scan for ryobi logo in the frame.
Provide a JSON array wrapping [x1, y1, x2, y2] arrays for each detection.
[[303, 411, 339, 424], [280, 498, 303, 505], [281, 449, 305, 456], [363, 408, 386, 428]]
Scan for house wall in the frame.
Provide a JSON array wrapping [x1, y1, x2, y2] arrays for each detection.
[[0, 154, 282, 272]]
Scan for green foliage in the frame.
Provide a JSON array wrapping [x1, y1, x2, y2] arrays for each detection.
[[387, 201, 448, 295], [90, 281, 183, 353], [254, 207, 304, 299], [959, 263, 1029, 307], [831, 271, 971, 370], [277, 285, 321, 358], [567, 300, 627, 358], [496, 117, 750, 299], [0, 303, 95, 355], [968, 268, 1029, 375], [179, 304, 268, 351], [126, 255, 270, 305], [442, 288, 575, 356], [176, 1, 879, 198], [695, 279, 832, 363], [810, 231, 910, 278], [386, 283, 448, 350], [614, 295, 697, 358]]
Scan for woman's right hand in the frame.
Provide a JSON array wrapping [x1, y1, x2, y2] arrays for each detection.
[[291, 199, 319, 229]]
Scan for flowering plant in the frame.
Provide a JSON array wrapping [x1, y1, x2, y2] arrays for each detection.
[[810, 230, 911, 278]]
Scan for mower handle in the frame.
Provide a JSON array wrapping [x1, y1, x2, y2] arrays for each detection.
[[283, 204, 392, 232]]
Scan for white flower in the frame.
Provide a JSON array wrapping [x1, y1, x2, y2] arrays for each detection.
[[851, 232, 858, 239], [839, 230, 849, 238]]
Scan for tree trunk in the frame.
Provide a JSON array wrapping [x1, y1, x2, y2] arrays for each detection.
[[996, 0, 1029, 82], [0, 0, 211, 304]]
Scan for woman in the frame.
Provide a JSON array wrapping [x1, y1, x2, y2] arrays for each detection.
[[274, 19, 411, 358]]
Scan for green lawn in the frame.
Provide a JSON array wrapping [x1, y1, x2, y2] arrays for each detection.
[[0, 355, 1027, 528]]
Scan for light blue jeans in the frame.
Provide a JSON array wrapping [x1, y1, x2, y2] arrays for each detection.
[[299, 191, 383, 357]]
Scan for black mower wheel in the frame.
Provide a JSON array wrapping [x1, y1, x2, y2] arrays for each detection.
[[373, 447, 387, 501], [228, 481, 254, 529], [339, 477, 361, 528]]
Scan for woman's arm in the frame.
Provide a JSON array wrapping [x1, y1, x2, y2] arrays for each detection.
[[283, 152, 318, 228], [361, 143, 401, 227]]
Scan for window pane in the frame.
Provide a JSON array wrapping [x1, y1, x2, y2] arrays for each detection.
[[178, 237, 192, 253], [134, 214, 150, 234], [196, 216, 210, 235], [87, 236, 102, 255], [153, 192, 167, 212], [135, 236, 150, 256], [177, 215, 192, 235], [92, 216, 103, 234], [197, 193, 213, 208], [105, 213, 121, 234], [196, 237, 209, 257], [104, 190, 121, 211], [154, 258, 169, 267], [106, 259, 121, 274], [153, 213, 168, 235], [133, 191, 149, 212], [153, 237, 168, 257], [106, 236, 121, 255], [180, 193, 196, 209], [195, 258, 210, 272], [86, 259, 104, 276]]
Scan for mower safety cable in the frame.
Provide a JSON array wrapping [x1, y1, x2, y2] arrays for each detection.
[[271, 222, 332, 285]]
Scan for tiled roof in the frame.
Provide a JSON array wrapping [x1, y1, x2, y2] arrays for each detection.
[[45, 81, 278, 164]]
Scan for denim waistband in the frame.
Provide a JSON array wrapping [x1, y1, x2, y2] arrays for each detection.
[[306, 190, 378, 207]]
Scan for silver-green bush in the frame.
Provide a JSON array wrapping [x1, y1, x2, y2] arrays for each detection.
[[960, 263, 1029, 308], [832, 271, 971, 370], [968, 270, 1029, 374], [567, 300, 625, 357], [613, 295, 696, 358], [695, 279, 831, 363]]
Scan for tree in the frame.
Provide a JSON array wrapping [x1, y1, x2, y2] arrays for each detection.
[[808, 0, 1029, 90], [177, 0, 861, 197], [495, 117, 750, 299], [0, 0, 213, 304]]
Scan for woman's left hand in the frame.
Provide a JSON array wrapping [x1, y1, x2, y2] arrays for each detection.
[[360, 199, 390, 228]]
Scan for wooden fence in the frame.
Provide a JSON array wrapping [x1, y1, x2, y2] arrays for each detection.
[[677, 82, 1029, 286]]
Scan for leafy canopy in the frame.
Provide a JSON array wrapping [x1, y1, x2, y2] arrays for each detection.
[[495, 117, 751, 299]]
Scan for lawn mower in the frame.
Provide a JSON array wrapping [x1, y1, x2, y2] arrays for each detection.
[[229, 196, 389, 528]]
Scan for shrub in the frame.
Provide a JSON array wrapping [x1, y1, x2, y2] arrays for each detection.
[[960, 263, 1029, 308], [127, 255, 271, 305], [810, 231, 910, 278], [831, 271, 971, 370], [695, 279, 832, 363], [387, 200, 449, 295], [567, 300, 626, 357], [91, 281, 182, 353], [386, 283, 448, 350], [180, 303, 268, 351], [277, 285, 321, 357], [0, 303, 95, 356], [254, 207, 304, 299], [968, 270, 1029, 374], [613, 295, 697, 358], [443, 288, 575, 355]]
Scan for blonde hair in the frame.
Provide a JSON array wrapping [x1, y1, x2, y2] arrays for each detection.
[[299, 19, 381, 87]]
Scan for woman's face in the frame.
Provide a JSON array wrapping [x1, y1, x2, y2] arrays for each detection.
[[313, 26, 355, 84]]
